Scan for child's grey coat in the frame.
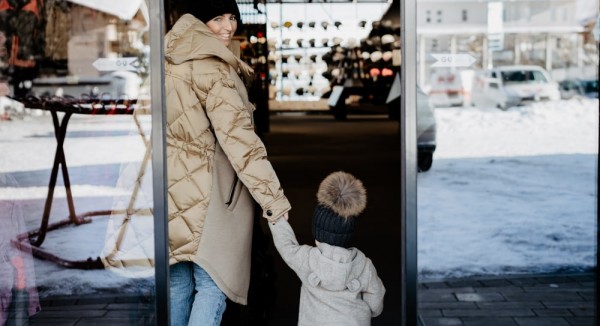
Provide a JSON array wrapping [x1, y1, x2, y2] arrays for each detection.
[[269, 219, 385, 326]]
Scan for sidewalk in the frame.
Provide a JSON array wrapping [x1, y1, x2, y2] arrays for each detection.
[[21, 272, 594, 325], [419, 273, 596, 326]]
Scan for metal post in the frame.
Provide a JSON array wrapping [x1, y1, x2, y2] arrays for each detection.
[[148, 0, 170, 325], [401, 0, 418, 325]]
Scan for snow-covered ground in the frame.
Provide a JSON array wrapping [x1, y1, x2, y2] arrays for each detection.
[[418, 99, 598, 280], [0, 99, 597, 295]]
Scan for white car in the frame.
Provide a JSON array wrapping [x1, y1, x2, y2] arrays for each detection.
[[427, 70, 464, 107], [471, 65, 561, 110]]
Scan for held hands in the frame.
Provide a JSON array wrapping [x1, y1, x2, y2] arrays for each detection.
[[271, 212, 289, 225]]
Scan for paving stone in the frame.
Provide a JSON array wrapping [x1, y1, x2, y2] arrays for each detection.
[[564, 317, 595, 326], [568, 308, 595, 317], [461, 317, 518, 326], [543, 302, 595, 309], [480, 279, 512, 287], [42, 304, 108, 311], [423, 282, 451, 289], [534, 276, 573, 284], [569, 275, 595, 283], [30, 310, 106, 318], [577, 292, 595, 301], [421, 287, 476, 295], [503, 292, 583, 302], [421, 317, 464, 326], [419, 292, 458, 302], [442, 309, 534, 317], [29, 319, 79, 326], [75, 318, 134, 326], [514, 317, 570, 326], [447, 280, 483, 288], [532, 308, 573, 316], [477, 302, 544, 309], [456, 292, 505, 302], [508, 278, 540, 286], [420, 302, 477, 310], [475, 286, 524, 293], [419, 309, 444, 317]]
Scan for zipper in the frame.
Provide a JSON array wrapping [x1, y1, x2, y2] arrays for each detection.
[[225, 175, 238, 206]]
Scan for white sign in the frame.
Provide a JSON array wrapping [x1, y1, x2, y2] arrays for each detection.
[[93, 57, 140, 72], [431, 54, 477, 68], [488, 33, 504, 52]]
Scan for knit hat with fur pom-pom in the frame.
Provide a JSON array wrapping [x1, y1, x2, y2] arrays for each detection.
[[312, 171, 367, 248]]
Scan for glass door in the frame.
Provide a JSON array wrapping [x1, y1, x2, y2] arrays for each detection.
[[1, 0, 164, 324], [415, 0, 598, 325]]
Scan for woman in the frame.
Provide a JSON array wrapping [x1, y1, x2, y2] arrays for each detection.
[[164, 1, 291, 325]]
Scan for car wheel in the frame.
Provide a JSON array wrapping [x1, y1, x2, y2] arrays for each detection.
[[418, 151, 433, 172]]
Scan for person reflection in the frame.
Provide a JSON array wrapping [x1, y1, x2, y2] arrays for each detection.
[[0, 174, 40, 325]]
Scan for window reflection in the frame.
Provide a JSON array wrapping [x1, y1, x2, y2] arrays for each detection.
[[1, 1, 155, 324], [417, 0, 598, 324]]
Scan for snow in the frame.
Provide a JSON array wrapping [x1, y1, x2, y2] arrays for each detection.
[[0, 99, 597, 295], [418, 99, 598, 280]]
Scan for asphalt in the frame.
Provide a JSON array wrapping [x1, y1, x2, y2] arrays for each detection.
[[11, 112, 597, 325]]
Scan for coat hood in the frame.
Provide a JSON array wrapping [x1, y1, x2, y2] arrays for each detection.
[[308, 242, 367, 292], [164, 14, 254, 86]]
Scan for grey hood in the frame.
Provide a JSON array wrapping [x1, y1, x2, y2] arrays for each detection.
[[308, 242, 367, 292]]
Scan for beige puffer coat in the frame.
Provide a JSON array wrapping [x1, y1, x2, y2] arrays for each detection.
[[165, 14, 291, 304]]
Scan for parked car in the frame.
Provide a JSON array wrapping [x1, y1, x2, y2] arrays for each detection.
[[559, 78, 598, 99], [427, 70, 464, 107], [416, 85, 437, 172], [471, 65, 561, 110], [386, 77, 437, 172]]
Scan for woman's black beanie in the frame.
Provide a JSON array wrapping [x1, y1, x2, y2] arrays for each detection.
[[177, 0, 242, 24]]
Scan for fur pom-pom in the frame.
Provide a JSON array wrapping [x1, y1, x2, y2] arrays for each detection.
[[317, 171, 366, 218]]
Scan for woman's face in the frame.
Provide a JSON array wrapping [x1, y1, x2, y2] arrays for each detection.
[[206, 13, 238, 47]]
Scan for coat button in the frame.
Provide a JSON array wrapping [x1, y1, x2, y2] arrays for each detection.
[[266, 210, 273, 216]]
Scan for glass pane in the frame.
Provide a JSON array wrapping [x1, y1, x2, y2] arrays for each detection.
[[1, 1, 156, 324], [416, 0, 598, 325]]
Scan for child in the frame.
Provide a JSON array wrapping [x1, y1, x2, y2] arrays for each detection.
[[269, 171, 385, 326]]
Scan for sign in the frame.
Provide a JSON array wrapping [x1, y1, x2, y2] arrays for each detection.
[[488, 2, 504, 52], [488, 33, 504, 52], [430, 53, 477, 68], [92, 57, 140, 72]]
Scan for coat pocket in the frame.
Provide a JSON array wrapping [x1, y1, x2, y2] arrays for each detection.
[[225, 175, 242, 211]]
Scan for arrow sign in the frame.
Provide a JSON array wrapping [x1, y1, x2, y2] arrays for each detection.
[[92, 57, 140, 72], [431, 53, 477, 68]]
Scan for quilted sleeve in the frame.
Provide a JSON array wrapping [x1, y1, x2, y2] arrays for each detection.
[[193, 64, 291, 221]]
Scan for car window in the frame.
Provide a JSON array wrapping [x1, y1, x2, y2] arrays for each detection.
[[501, 70, 548, 84], [582, 80, 598, 93]]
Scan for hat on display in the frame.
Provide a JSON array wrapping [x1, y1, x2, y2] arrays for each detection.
[[282, 38, 291, 46], [294, 54, 303, 63], [308, 21, 316, 28], [312, 171, 366, 248], [309, 38, 316, 47], [321, 21, 329, 30], [296, 38, 304, 48], [270, 21, 279, 29], [361, 51, 371, 61], [358, 20, 367, 28], [282, 86, 292, 96], [381, 34, 395, 45], [334, 21, 342, 29], [382, 51, 393, 62], [297, 22, 304, 29], [370, 51, 383, 62], [283, 21, 293, 29], [321, 38, 329, 47], [309, 54, 318, 62], [181, 0, 242, 24]]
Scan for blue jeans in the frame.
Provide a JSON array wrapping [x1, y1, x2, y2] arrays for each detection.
[[170, 262, 227, 326]]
